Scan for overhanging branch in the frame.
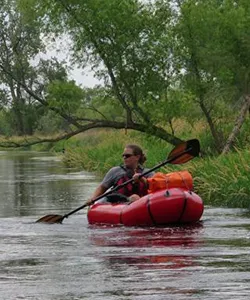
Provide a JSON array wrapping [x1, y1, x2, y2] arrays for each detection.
[[0, 119, 183, 148]]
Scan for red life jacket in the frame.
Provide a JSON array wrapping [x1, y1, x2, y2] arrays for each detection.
[[114, 166, 148, 197]]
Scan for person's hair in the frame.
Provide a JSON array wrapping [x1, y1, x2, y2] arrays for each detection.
[[125, 144, 147, 164]]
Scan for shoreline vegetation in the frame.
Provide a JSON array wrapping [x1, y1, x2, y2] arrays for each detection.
[[42, 129, 250, 209]]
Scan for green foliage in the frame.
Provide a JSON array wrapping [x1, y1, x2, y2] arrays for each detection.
[[0, 110, 13, 136], [36, 58, 69, 83], [35, 110, 69, 134], [176, 0, 250, 97], [236, 116, 250, 147], [1, 0, 250, 155], [0, 0, 43, 135], [78, 87, 125, 120], [189, 149, 250, 208], [46, 80, 84, 114], [62, 129, 175, 174], [31, 0, 177, 124]]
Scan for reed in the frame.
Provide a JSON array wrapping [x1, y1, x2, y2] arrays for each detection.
[[62, 129, 172, 174], [188, 148, 250, 208]]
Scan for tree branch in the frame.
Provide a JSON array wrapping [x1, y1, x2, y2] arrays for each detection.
[[56, 0, 134, 124], [0, 63, 83, 128], [0, 119, 183, 148]]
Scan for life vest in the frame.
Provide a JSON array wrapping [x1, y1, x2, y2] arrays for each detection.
[[147, 170, 193, 193], [113, 166, 148, 197]]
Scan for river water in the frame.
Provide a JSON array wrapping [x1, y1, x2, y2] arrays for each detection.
[[0, 151, 250, 300]]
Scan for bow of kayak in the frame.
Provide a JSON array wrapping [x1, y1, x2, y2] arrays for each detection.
[[87, 188, 204, 226]]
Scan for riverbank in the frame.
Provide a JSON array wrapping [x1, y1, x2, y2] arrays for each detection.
[[49, 129, 250, 209]]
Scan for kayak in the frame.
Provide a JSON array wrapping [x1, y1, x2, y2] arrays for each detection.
[[87, 187, 204, 226]]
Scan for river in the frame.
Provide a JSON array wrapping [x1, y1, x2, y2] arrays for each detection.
[[0, 151, 250, 300]]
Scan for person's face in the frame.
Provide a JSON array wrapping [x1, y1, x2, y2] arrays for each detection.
[[122, 147, 140, 168]]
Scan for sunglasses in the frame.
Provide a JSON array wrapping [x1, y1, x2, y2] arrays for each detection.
[[122, 154, 134, 159]]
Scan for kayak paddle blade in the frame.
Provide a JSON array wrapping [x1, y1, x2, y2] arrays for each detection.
[[168, 139, 200, 164], [36, 214, 65, 224]]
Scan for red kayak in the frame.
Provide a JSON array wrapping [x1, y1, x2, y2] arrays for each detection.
[[87, 187, 204, 226]]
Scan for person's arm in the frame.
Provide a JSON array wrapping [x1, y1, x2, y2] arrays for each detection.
[[91, 184, 107, 200], [87, 167, 124, 205], [86, 184, 107, 205]]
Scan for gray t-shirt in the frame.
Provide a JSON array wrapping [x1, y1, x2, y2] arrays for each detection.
[[101, 165, 154, 189]]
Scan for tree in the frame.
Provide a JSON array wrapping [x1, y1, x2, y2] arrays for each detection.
[[9, 0, 184, 146], [0, 0, 85, 138], [0, 0, 44, 135], [1, 0, 250, 153], [173, 0, 250, 153]]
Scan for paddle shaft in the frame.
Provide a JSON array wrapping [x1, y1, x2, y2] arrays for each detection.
[[62, 145, 193, 219]]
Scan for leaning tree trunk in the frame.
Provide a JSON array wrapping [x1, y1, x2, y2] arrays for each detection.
[[199, 97, 224, 153], [222, 95, 250, 154]]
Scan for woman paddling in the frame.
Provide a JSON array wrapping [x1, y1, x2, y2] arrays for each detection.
[[87, 144, 154, 204]]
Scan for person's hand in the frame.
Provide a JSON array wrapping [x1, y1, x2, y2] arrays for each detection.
[[132, 173, 147, 185], [128, 194, 140, 202], [132, 173, 141, 182], [86, 198, 94, 206]]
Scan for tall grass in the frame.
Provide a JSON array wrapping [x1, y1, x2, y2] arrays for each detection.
[[189, 149, 250, 208], [62, 129, 174, 174]]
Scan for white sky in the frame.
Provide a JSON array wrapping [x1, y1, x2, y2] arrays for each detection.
[[68, 66, 102, 88], [40, 35, 103, 88]]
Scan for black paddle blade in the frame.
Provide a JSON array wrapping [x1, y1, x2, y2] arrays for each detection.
[[36, 214, 65, 224], [168, 139, 200, 164]]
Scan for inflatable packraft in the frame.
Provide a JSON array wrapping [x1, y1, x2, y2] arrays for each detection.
[[87, 171, 204, 226]]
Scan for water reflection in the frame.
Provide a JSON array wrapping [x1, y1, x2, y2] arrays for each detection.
[[0, 151, 99, 218], [90, 224, 203, 271], [86, 224, 205, 299], [90, 223, 203, 247]]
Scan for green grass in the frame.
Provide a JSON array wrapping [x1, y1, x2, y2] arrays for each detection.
[[62, 129, 173, 174], [188, 149, 250, 208]]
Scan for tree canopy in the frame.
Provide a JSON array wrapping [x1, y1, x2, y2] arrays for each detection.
[[0, 0, 250, 153]]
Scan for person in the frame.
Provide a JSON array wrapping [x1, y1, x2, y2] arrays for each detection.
[[87, 144, 154, 205]]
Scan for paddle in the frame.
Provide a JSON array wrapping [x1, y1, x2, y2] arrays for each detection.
[[36, 139, 200, 224]]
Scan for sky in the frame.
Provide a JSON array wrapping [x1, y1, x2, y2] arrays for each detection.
[[40, 35, 103, 88], [68, 65, 101, 88]]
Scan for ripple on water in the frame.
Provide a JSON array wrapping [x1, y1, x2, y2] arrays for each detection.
[[1, 151, 250, 299]]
